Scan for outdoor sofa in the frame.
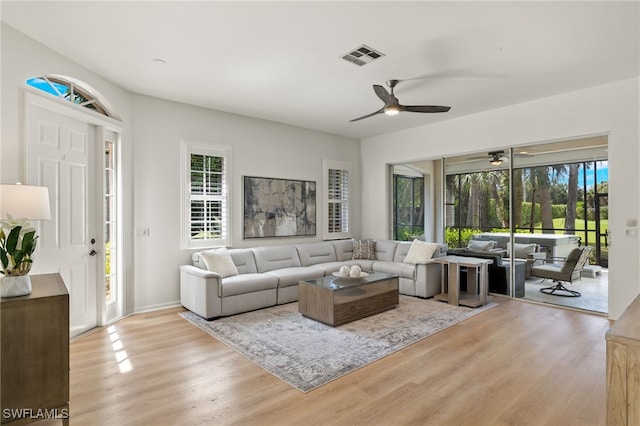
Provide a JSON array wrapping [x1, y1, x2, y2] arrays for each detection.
[[180, 239, 447, 319]]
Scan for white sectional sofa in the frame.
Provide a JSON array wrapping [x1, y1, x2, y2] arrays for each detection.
[[179, 239, 446, 319]]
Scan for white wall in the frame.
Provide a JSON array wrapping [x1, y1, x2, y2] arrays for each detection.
[[131, 95, 360, 312], [360, 77, 640, 319]]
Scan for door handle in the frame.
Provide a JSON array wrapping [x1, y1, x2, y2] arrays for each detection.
[[89, 249, 97, 256]]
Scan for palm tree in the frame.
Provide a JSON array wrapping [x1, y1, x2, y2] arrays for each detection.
[[513, 169, 524, 228], [464, 173, 483, 228], [487, 170, 508, 228], [565, 163, 579, 235], [537, 167, 554, 234], [524, 166, 555, 234]]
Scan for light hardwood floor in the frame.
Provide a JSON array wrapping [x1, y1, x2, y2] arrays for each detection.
[[68, 298, 610, 425]]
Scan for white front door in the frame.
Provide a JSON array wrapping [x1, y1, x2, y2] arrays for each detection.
[[28, 105, 98, 337]]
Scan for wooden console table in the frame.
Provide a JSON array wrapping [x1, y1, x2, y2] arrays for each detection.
[[433, 255, 493, 307], [606, 293, 640, 425], [1, 273, 70, 425]]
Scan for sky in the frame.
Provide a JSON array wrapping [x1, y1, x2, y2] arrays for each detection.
[[568, 161, 608, 188], [26, 77, 66, 96]]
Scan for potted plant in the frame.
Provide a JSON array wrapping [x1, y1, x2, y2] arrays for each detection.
[[0, 216, 38, 297]]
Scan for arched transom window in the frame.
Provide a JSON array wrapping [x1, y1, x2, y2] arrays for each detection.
[[26, 75, 112, 117]]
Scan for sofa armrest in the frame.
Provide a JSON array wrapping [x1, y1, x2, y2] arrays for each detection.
[[179, 264, 222, 279], [408, 258, 438, 265], [527, 252, 547, 260], [526, 252, 547, 265], [523, 252, 547, 279], [413, 262, 442, 298], [179, 265, 223, 319]]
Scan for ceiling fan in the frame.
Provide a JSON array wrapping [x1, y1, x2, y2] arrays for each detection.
[[482, 150, 530, 166], [349, 79, 451, 122], [488, 151, 508, 166], [453, 151, 510, 166]]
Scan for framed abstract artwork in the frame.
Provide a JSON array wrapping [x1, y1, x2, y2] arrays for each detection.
[[243, 176, 316, 238]]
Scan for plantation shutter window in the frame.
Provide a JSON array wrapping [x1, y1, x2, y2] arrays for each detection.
[[323, 160, 351, 239], [182, 142, 231, 249]]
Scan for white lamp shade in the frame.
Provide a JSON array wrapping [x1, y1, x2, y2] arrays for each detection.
[[0, 184, 51, 220]]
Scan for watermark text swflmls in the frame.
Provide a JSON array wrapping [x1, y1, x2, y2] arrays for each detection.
[[2, 408, 69, 420]]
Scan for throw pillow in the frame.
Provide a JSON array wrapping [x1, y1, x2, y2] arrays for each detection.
[[508, 243, 537, 259], [403, 240, 439, 264], [352, 239, 376, 260], [199, 248, 239, 278], [468, 240, 496, 252]]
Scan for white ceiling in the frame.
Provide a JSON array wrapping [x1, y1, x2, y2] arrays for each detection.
[[2, 1, 639, 139]]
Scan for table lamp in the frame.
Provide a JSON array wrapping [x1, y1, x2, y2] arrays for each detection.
[[0, 183, 51, 297]]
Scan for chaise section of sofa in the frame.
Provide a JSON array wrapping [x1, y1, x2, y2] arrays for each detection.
[[180, 239, 447, 319], [371, 240, 444, 298]]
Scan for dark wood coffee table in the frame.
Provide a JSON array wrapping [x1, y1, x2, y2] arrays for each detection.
[[298, 272, 399, 326]]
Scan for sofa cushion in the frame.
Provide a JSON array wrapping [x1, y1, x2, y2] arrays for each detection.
[[372, 261, 415, 280], [375, 240, 397, 261], [468, 240, 496, 252], [344, 259, 375, 271], [394, 242, 412, 262], [561, 248, 583, 273], [199, 248, 239, 278], [296, 242, 337, 266], [228, 249, 258, 274], [332, 239, 355, 261], [311, 261, 353, 275], [253, 245, 301, 273], [403, 240, 439, 264], [531, 264, 565, 281], [352, 239, 376, 260], [265, 266, 325, 287], [219, 273, 278, 297], [507, 243, 537, 259]]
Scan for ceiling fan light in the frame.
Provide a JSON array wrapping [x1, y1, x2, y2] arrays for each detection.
[[384, 107, 400, 116], [490, 158, 503, 166]]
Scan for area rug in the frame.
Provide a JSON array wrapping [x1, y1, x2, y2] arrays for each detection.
[[179, 296, 497, 392]]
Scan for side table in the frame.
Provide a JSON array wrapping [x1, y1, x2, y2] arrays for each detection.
[[433, 255, 493, 307]]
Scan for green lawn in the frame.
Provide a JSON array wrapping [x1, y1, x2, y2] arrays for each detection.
[[549, 217, 608, 245], [527, 218, 608, 241], [544, 218, 609, 262], [551, 217, 608, 232]]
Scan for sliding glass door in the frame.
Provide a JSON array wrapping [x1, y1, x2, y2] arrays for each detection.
[[443, 136, 609, 314]]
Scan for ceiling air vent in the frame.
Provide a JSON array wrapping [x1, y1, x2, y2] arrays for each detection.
[[341, 44, 385, 66]]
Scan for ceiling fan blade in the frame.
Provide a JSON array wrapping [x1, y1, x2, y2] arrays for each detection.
[[349, 107, 385, 122], [373, 85, 392, 103], [401, 105, 451, 113], [353, 79, 452, 121]]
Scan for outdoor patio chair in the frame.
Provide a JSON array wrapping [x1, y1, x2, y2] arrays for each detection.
[[530, 246, 593, 297]]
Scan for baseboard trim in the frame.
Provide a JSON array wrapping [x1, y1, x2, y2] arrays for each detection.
[[133, 301, 182, 315]]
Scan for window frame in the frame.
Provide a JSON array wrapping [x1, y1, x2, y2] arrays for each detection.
[[26, 75, 112, 117], [181, 141, 232, 249], [393, 173, 425, 241], [322, 159, 351, 240]]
